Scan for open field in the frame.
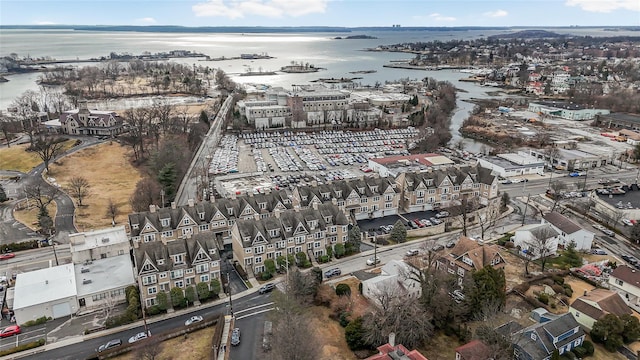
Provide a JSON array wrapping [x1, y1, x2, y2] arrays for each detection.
[[48, 142, 142, 230], [115, 327, 213, 360], [0, 140, 77, 173], [308, 306, 358, 360]]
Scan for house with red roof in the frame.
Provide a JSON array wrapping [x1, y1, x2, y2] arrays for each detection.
[[365, 334, 428, 360], [455, 339, 492, 360]]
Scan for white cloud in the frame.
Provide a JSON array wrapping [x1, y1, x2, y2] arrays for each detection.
[[136, 17, 157, 24], [34, 21, 57, 25], [428, 13, 456, 22], [484, 9, 508, 18], [192, 0, 327, 19], [566, 0, 640, 13]]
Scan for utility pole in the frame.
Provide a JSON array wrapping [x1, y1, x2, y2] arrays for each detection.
[[582, 168, 589, 192], [49, 230, 59, 266], [522, 193, 531, 226], [374, 233, 377, 264], [227, 272, 233, 317]]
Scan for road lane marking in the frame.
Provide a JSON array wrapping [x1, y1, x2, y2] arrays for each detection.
[[233, 302, 274, 316], [235, 307, 275, 320]]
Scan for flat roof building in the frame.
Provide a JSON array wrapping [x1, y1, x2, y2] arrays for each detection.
[[368, 153, 454, 177], [477, 152, 545, 178]]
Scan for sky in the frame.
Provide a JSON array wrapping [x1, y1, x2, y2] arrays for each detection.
[[1, 0, 639, 27]]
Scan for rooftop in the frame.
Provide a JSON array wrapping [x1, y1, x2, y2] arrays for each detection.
[[75, 255, 135, 296], [69, 225, 129, 253], [370, 153, 453, 167], [13, 264, 77, 310]]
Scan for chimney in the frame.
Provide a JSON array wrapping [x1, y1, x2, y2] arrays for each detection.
[[209, 194, 216, 203], [584, 290, 587, 296], [149, 204, 156, 213], [388, 332, 396, 348], [188, 199, 195, 207], [171, 202, 177, 209], [312, 201, 318, 210], [274, 208, 281, 218]]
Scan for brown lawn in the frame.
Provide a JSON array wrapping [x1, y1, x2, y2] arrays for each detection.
[[0, 140, 76, 173], [419, 332, 461, 360], [13, 199, 58, 232], [308, 306, 358, 360], [115, 327, 213, 360], [48, 142, 142, 230]]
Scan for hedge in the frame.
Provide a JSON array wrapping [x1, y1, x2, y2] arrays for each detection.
[[22, 316, 51, 327], [3, 240, 40, 253], [0, 339, 45, 357]]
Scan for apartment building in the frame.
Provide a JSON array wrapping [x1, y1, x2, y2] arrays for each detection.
[[231, 203, 349, 276], [292, 175, 400, 221], [133, 233, 221, 308], [395, 165, 498, 213], [127, 191, 294, 246]]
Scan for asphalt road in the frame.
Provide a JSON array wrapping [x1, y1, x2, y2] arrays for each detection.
[[26, 291, 274, 360], [0, 245, 71, 276]]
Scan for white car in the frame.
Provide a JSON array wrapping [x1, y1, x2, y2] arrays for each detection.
[[405, 249, 419, 257], [128, 331, 150, 344], [185, 315, 204, 326], [366, 257, 381, 266], [622, 219, 634, 226]]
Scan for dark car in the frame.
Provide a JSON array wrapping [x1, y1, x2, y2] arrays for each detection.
[[431, 244, 445, 252], [324, 268, 342, 278], [259, 283, 276, 294], [97, 339, 122, 353]]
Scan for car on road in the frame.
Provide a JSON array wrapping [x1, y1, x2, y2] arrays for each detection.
[[510, 178, 522, 183], [231, 328, 241, 346], [97, 339, 122, 352], [593, 224, 605, 231], [405, 249, 419, 257], [185, 315, 204, 326], [0, 325, 21, 338], [128, 331, 150, 344], [259, 283, 276, 294], [324, 268, 342, 278], [590, 249, 607, 255], [431, 244, 445, 252], [366, 256, 381, 266], [0, 253, 15, 260], [499, 179, 512, 184], [602, 229, 615, 237], [623, 219, 634, 226]]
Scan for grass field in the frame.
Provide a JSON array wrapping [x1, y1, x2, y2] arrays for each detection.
[[48, 142, 142, 230], [115, 327, 213, 360], [0, 140, 76, 173], [13, 199, 58, 232]]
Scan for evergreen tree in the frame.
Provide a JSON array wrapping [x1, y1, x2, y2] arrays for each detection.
[[563, 241, 583, 268], [389, 220, 407, 243], [156, 291, 168, 311], [157, 162, 177, 204], [209, 279, 221, 296]]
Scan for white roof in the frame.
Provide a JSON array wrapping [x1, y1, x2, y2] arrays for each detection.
[[75, 255, 135, 297], [13, 264, 77, 310], [69, 226, 129, 253]]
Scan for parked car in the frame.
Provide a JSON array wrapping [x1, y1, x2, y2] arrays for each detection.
[[622, 219, 634, 226], [407, 221, 418, 229], [431, 244, 445, 252], [97, 339, 122, 353], [405, 249, 419, 257], [603, 229, 615, 237], [324, 268, 342, 278], [0, 325, 21, 338], [499, 179, 512, 184], [0, 253, 15, 260], [430, 217, 442, 225], [259, 283, 276, 294], [185, 315, 204, 326], [128, 331, 150, 344], [413, 219, 425, 228], [366, 257, 381, 266], [446, 241, 456, 248], [420, 219, 432, 227], [231, 328, 241, 346], [435, 211, 449, 218], [590, 249, 607, 255], [450, 289, 465, 303]]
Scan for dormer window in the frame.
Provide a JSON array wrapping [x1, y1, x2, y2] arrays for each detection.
[[243, 236, 250, 243], [269, 229, 280, 237], [132, 224, 139, 230], [157, 259, 165, 265], [302, 195, 308, 201], [259, 202, 267, 210], [324, 216, 332, 223], [308, 220, 317, 229], [285, 226, 292, 232], [227, 208, 234, 216], [173, 254, 184, 265], [321, 192, 330, 200], [199, 212, 205, 220], [358, 187, 365, 193], [161, 219, 170, 227], [244, 207, 253, 215], [426, 179, 433, 186], [183, 218, 190, 225], [371, 186, 378, 193], [335, 190, 342, 198]]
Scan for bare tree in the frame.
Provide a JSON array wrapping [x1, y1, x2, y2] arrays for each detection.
[[10, 90, 41, 145], [543, 146, 560, 170], [135, 334, 163, 360], [31, 135, 66, 173], [477, 201, 501, 240], [67, 176, 91, 206], [549, 180, 567, 212], [268, 291, 321, 360], [609, 208, 626, 230], [523, 225, 558, 272], [129, 178, 161, 212], [106, 198, 119, 225], [122, 108, 151, 161], [24, 183, 60, 214], [448, 197, 479, 236], [473, 301, 515, 360]]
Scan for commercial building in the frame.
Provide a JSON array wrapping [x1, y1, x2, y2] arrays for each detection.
[[527, 101, 609, 121], [368, 153, 455, 178], [594, 113, 640, 131], [75, 255, 136, 313], [528, 147, 610, 171], [477, 152, 545, 178], [69, 226, 130, 264]]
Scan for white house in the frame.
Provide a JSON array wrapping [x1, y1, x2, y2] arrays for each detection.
[[69, 226, 131, 264], [569, 289, 632, 331], [513, 224, 560, 260], [362, 260, 421, 307], [13, 264, 78, 325], [542, 212, 594, 251], [608, 266, 640, 309]]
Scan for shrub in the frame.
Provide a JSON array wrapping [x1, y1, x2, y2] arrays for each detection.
[[0, 339, 45, 357], [582, 340, 594, 355], [295, 251, 308, 265], [339, 312, 350, 327], [3, 240, 40, 253], [572, 346, 587, 358], [146, 305, 161, 316], [301, 261, 312, 268], [260, 271, 273, 281], [504, 241, 515, 249], [552, 275, 565, 285], [336, 283, 351, 297], [22, 316, 51, 327], [538, 293, 550, 305], [334, 244, 345, 258], [319, 255, 330, 263], [564, 288, 573, 297], [345, 317, 367, 351], [551, 284, 564, 294]]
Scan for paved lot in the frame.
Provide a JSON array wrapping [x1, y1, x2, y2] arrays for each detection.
[[357, 214, 405, 233], [597, 186, 640, 210]]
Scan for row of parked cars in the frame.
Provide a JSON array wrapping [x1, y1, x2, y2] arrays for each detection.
[[406, 212, 449, 229], [209, 135, 240, 175], [593, 224, 615, 237]]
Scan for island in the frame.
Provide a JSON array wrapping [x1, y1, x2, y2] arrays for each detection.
[[280, 62, 324, 73], [334, 35, 378, 40]]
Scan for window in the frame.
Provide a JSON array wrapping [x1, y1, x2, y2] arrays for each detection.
[[159, 272, 167, 279], [255, 245, 265, 254], [173, 254, 185, 265], [373, 196, 380, 202], [255, 256, 262, 264], [200, 274, 210, 282], [196, 263, 209, 274], [92, 293, 107, 301], [186, 268, 193, 274], [157, 259, 165, 266], [314, 241, 321, 248], [616, 279, 624, 286], [175, 280, 184, 288], [161, 219, 170, 227], [148, 286, 157, 295], [183, 218, 191, 225], [199, 224, 209, 231], [199, 212, 205, 220], [110, 288, 125, 297], [162, 231, 173, 238], [170, 269, 184, 279], [417, 191, 424, 197], [453, 186, 460, 191], [142, 275, 156, 285], [143, 234, 155, 242], [457, 268, 465, 277], [182, 228, 193, 236]]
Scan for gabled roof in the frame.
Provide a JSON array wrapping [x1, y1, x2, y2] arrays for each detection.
[[445, 236, 504, 272], [542, 212, 582, 234], [455, 340, 492, 360], [610, 265, 640, 288], [570, 289, 631, 321], [402, 165, 495, 192], [517, 313, 584, 359]]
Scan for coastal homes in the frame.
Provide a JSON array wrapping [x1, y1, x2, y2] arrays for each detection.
[[127, 191, 294, 246], [133, 234, 221, 308], [396, 165, 498, 213], [569, 289, 632, 330], [436, 236, 506, 286], [292, 176, 400, 221], [59, 100, 124, 137], [608, 265, 640, 309], [362, 260, 421, 307], [513, 312, 585, 360], [541, 212, 594, 251], [230, 203, 349, 276], [513, 224, 560, 260]]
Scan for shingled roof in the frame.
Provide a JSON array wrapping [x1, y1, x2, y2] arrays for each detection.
[[543, 212, 581, 234], [571, 289, 631, 321]]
